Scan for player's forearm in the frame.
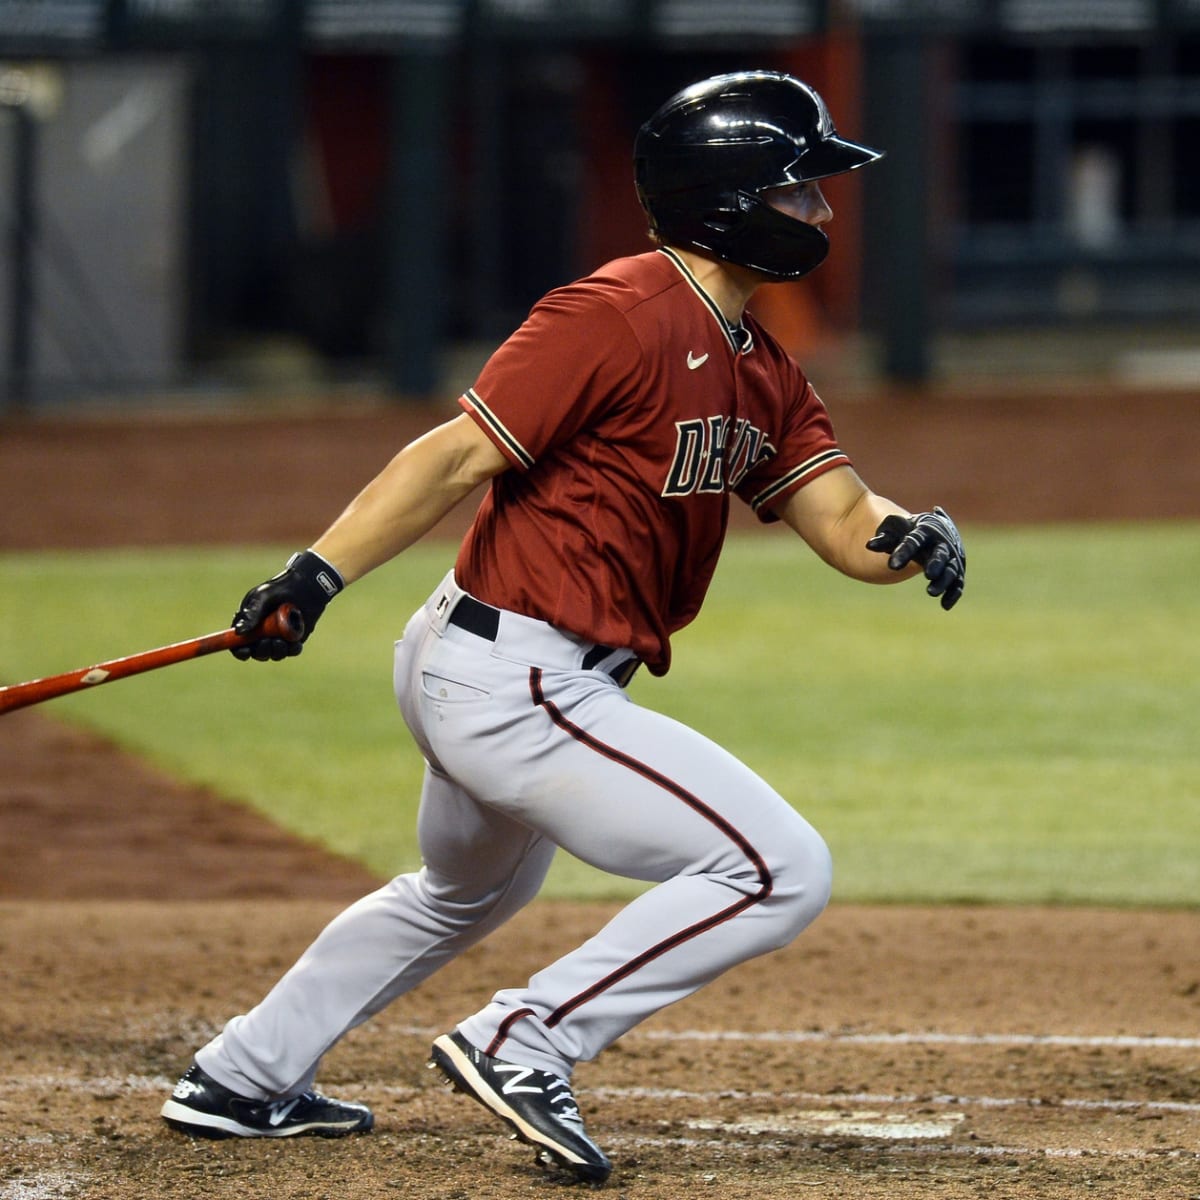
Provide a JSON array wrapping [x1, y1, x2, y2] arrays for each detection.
[[779, 467, 920, 584], [829, 489, 921, 583], [312, 416, 505, 585], [312, 474, 464, 585]]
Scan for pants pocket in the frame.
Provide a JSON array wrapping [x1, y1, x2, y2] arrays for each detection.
[[421, 670, 491, 703]]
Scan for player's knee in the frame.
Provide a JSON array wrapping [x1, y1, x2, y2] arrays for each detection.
[[760, 820, 832, 946]]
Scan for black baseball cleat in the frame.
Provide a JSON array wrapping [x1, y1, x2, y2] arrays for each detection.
[[160, 1062, 374, 1139], [429, 1030, 612, 1184]]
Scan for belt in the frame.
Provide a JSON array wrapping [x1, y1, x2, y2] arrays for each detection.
[[448, 594, 641, 687]]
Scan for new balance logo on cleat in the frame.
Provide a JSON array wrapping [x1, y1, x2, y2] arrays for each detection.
[[428, 1030, 611, 1184], [160, 1063, 374, 1140], [495, 1065, 542, 1095]]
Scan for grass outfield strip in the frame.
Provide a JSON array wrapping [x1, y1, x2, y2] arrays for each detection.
[[1, 524, 1196, 906]]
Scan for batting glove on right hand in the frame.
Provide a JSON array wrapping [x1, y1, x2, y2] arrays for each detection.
[[866, 506, 966, 611], [232, 549, 344, 661]]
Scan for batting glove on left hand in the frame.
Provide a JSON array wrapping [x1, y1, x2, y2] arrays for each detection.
[[866, 506, 966, 611], [232, 549, 344, 661]]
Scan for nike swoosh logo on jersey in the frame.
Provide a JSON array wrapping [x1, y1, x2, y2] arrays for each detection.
[[687, 351, 709, 370]]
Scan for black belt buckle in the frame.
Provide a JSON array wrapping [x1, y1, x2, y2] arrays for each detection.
[[609, 657, 640, 688]]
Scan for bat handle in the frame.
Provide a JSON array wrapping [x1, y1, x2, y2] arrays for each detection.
[[256, 603, 306, 643]]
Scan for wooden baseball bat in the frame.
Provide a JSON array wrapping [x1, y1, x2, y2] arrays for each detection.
[[0, 604, 305, 716]]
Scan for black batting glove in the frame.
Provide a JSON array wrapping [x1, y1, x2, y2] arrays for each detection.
[[231, 549, 344, 661], [866, 506, 966, 611]]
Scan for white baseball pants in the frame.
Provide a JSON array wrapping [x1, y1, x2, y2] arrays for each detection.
[[196, 571, 831, 1097]]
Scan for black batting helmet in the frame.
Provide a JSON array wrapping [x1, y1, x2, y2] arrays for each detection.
[[634, 71, 884, 280]]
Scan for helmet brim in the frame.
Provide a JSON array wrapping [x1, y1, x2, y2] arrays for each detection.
[[783, 135, 884, 185]]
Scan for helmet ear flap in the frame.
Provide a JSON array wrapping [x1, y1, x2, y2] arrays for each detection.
[[699, 194, 750, 235], [721, 195, 831, 280]]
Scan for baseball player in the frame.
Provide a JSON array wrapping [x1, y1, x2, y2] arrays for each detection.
[[161, 71, 965, 1184]]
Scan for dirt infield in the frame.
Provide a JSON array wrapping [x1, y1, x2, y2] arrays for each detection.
[[2, 385, 1198, 1198], [4, 900, 1199, 1199]]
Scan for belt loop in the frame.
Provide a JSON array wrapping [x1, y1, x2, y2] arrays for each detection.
[[427, 575, 459, 636], [580, 645, 609, 672]]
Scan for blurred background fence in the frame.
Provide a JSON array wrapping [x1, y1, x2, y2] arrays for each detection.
[[2, 0, 1199, 408]]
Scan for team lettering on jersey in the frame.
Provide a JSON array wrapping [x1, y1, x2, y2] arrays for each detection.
[[662, 415, 776, 498]]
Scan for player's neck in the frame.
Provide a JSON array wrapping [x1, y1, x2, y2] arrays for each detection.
[[669, 247, 761, 324]]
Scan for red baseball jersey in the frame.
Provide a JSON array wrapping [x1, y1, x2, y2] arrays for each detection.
[[455, 248, 850, 675]]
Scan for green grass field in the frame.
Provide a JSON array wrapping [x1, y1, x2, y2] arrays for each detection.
[[2, 524, 1196, 906]]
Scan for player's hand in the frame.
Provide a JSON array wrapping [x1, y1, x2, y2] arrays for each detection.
[[866, 507, 965, 611], [231, 549, 344, 661]]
